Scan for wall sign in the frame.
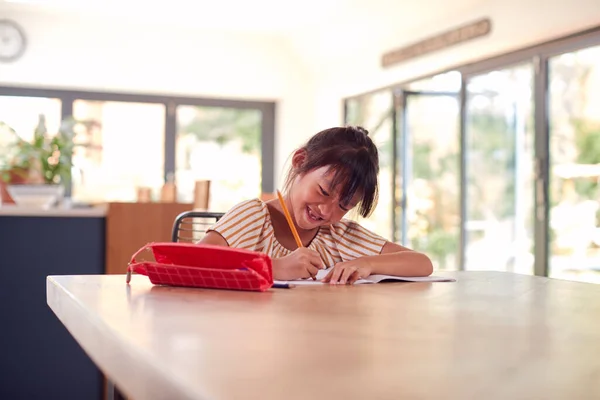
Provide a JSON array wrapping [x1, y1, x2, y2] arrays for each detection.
[[382, 18, 491, 67]]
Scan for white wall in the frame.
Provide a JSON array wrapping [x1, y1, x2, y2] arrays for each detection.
[[0, 6, 316, 187], [311, 0, 600, 129]]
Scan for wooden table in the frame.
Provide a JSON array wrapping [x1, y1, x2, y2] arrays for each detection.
[[46, 272, 600, 400]]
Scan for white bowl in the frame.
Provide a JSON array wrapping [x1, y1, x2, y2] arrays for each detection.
[[6, 184, 65, 209]]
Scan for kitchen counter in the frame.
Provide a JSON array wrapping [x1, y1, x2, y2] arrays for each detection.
[[0, 204, 107, 217], [0, 205, 105, 399]]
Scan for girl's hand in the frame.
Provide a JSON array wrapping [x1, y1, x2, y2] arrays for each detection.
[[322, 260, 372, 285], [272, 248, 324, 280]]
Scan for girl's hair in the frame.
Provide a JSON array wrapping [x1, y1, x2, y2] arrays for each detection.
[[284, 126, 379, 218]]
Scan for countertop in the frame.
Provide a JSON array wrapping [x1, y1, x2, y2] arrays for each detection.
[[0, 204, 107, 217]]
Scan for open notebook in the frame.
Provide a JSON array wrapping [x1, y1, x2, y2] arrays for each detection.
[[274, 268, 456, 286]]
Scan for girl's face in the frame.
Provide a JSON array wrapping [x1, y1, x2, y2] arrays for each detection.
[[289, 166, 361, 230]]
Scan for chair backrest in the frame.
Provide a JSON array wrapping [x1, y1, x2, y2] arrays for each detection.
[[171, 211, 225, 243]]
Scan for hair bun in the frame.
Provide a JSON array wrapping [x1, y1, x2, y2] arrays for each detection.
[[352, 126, 370, 136]]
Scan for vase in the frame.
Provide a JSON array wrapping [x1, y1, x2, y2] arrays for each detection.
[[6, 184, 65, 209], [0, 181, 15, 204]]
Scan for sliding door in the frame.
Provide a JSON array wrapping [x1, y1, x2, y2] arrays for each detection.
[[463, 63, 536, 274], [548, 45, 600, 283], [394, 73, 461, 270], [345, 90, 395, 241]]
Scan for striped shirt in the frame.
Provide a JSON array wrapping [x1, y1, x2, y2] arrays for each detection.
[[207, 198, 387, 267]]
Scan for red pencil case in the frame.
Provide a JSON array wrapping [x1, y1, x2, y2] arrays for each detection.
[[126, 242, 273, 292]]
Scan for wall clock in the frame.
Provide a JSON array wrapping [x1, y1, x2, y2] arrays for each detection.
[[0, 19, 27, 62]]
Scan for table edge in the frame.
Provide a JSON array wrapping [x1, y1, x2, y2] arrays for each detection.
[[46, 276, 207, 400]]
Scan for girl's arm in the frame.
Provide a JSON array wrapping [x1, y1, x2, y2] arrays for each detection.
[[323, 242, 433, 284], [199, 231, 323, 281], [199, 231, 229, 247], [361, 241, 433, 277]]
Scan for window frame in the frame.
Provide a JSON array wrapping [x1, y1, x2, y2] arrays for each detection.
[[0, 86, 276, 197]]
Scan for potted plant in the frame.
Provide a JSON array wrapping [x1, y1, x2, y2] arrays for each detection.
[[0, 115, 97, 207]]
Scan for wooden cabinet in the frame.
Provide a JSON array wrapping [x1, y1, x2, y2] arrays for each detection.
[[105, 202, 193, 274]]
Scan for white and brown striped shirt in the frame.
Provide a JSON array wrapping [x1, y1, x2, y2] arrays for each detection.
[[207, 199, 387, 267]]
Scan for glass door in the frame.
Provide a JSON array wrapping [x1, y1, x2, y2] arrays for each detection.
[[345, 90, 395, 241], [395, 86, 461, 271], [464, 63, 536, 274], [548, 45, 600, 283]]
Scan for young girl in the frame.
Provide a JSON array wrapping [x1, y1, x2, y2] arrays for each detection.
[[201, 126, 433, 284]]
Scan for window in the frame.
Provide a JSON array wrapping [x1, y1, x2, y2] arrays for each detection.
[[175, 105, 262, 211], [0, 96, 62, 142], [71, 100, 166, 203], [344, 27, 600, 282], [0, 88, 275, 207]]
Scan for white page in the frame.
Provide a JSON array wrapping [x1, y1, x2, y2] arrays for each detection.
[[274, 268, 455, 286]]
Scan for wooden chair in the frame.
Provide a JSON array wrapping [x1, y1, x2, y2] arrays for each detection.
[[171, 211, 225, 243]]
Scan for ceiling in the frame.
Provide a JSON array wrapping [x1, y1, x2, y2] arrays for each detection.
[[2, 0, 483, 34], [1, 0, 486, 71], [2, 0, 366, 32]]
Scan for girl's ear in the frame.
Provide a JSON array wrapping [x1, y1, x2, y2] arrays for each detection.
[[291, 149, 307, 169]]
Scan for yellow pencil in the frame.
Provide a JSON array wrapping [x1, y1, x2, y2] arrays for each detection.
[[277, 190, 316, 280], [277, 190, 303, 248]]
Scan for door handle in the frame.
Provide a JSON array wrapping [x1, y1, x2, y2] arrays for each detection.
[[535, 157, 547, 222], [536, 178, 546, 221]]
